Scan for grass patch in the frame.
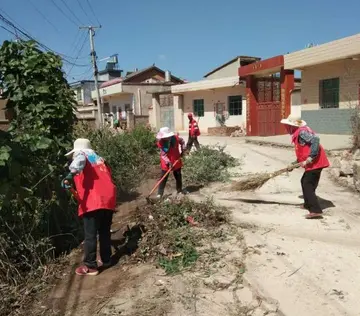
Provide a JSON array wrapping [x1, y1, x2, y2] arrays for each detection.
[[135, 197, 231, 274], [183, 145, 239, 186]]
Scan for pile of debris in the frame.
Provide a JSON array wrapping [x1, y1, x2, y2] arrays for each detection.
[[330, 149, 360, 191], [230, 126, 246, 137], [131, 197, 231, 274]]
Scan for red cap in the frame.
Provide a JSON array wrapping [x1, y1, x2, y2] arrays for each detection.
[[187, 113, 193, 117]]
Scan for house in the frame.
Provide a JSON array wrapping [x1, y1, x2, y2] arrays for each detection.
[[239, 33, 360, 136], [70, 80, 102, 107], [284, 33, 360, 135], [70, 59, 122, 123], [92, 65, 184, 127], [168, 56, 261, 133]]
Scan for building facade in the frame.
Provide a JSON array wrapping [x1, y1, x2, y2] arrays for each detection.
[[170, 56, 260, 133], [284, 33, 360, 135]]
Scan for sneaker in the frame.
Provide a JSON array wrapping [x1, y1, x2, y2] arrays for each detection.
[[75, 265, 99, 276], [156, 194, 162, 199], [305, 212, 323, 219]]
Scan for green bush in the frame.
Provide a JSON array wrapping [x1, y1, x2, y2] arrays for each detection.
[[73, 123, 158, 195], [183, 145, 239, 185]]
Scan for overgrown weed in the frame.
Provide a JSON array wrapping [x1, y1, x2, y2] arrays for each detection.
[[183, 145, 240, 185]]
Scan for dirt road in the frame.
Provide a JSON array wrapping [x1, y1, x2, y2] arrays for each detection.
[[199, 137, 360, 316]]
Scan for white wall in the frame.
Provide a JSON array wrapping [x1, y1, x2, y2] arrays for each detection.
[[181, 85, 247, 133]]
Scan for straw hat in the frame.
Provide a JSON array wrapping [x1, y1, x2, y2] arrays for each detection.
[[280, 115, 307, 127], [65, 138, 92, 157], [156, 127, 174, 140]]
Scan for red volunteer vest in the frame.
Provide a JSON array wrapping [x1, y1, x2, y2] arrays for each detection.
[[189, 119, 200, 137], [292, 126, 330, 171], [73, 154, 116, 217], [158, 135, 183, 171]]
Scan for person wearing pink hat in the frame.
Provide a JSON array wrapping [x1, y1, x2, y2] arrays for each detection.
[[186, 113, 201, 151], [156, 127, 187, 198]]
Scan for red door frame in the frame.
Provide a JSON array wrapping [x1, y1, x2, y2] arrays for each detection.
[[239, 56, 294, 136]]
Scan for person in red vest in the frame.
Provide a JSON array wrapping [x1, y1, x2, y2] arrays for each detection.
[[156, 127, 187, 198], [186, 113, 201, 151], [281, 115, 330, 219], [62, 138, 117, 276]]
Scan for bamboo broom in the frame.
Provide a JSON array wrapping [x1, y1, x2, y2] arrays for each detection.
[[231, 163, 301, 191]]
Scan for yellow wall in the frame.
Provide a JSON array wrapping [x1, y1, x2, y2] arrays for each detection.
[[301, 59, 360, 110]]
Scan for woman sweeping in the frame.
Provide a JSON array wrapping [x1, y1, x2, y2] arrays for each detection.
[[280, 115, 330, 219], [156, 127, 187, 198]]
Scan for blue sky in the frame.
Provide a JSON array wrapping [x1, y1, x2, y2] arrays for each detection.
[[0, 0, 359, 82]]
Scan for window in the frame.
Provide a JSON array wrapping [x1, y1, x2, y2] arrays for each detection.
[[319, 78, 339, 109], [193, 99, 204, 117], [228, 95, 243, 116], [76, 88, 82, 101]]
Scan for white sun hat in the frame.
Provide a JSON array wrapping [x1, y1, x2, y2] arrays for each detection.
[[280, 115, 307, 127], [65, 138, 92, 157], [156, 127, 175, 140]]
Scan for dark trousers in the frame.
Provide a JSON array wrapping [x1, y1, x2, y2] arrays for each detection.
[[83, 209, 113, 269], [158, 169, 182, 196], [186, 136, 200, 151], [301, 168, 322, 213]]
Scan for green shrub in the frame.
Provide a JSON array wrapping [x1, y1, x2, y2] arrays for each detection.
[[183, 145, 239, 185], [73, 123, 158, 195]]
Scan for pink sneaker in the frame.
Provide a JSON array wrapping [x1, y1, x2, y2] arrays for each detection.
[[75, 265, 99, 276]]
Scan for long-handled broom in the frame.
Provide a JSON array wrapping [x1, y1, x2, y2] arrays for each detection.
[[146, 159, 180, 203], [231, 163, 301, 191]]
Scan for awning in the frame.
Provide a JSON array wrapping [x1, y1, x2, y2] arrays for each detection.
[[284, 33, 360, 70], [171, 76, 240, 93]]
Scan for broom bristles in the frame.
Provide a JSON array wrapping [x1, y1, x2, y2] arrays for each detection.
[[231, 172, 272, 191], [231, 163, 300, 191]]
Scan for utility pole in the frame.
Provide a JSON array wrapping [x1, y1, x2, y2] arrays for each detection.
[[80, 25, 102, 127]]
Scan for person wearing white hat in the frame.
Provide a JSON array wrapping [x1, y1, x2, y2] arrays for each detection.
[[62, 138, 116, 276], [281, 115, 330, 219], [156, 127, 188, 198]]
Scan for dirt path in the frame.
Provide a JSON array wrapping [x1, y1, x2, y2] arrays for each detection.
[[199, 137, 360, 316], [44, 171, 273, 316]]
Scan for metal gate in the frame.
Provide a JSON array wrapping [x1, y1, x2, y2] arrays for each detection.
[[256, 76, 282, 136], [159, 94, 174, 131]]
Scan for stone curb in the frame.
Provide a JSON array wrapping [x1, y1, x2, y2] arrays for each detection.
[[245, 139, 350, 156]]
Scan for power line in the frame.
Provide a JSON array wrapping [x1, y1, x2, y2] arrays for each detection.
[[66, 32, 89, 77], [0, 11, 88, 67], [76, 0, 95, 25], [85, 0, 101, 26], [59, 0, 84, 26], [50, 0, 79, 27], [27, 0, 60, 33]]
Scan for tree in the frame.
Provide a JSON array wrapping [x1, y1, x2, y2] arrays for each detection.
[[0, 40, 76, 198]]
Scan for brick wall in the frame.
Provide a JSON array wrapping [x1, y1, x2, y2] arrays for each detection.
[[302, 108, 353, 135]]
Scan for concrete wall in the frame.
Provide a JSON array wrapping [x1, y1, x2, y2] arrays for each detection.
[[205, 59, 240, 80], [181, 86, 247, 133], [302, 108, 353, 135], [301, 59, 360, 110]]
